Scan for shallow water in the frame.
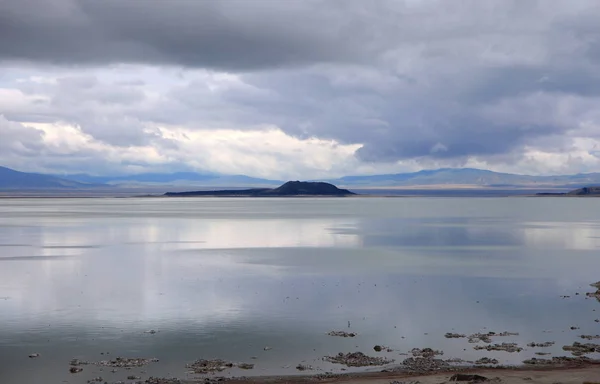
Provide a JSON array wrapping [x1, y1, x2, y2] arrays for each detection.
[[1, 197, 599, 383]]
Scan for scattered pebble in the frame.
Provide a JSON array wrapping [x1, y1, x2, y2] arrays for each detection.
[[402, 357, 449, 373], [28, 353, 39, 358], [69, 367, 83, 373], [186, 359, 254, 374], [324, 352, 394, 367], [296, 364, 313, 371], [263, 346, 272, 351]]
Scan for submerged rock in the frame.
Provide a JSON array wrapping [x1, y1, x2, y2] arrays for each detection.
[[69, 367, 83, 373], [527, 341, 555, 347], [99, 357, 159, 368], [186, 359, 253, 374], [562, 342, 600, 356], [28, 353, 40, 358], [327, 331, 356, 337], [445, 333, 466, 339], [410, 348, 443, 358], [473, 342, 522, 353], [145, 378, 182, 384], [467, 331, 518, 344]]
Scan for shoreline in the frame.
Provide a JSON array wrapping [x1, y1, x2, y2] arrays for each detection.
[[183, 363, 600, 384]]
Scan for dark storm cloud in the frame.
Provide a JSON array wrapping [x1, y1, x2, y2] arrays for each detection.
[[0, 0, 387, 70]]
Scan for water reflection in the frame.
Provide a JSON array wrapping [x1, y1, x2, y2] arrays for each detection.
[[1, 198, 600, 383]]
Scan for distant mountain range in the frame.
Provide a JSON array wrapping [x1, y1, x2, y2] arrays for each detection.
[[0, 166, 102, 190], [53, 172, 281, 187], [3, 165, 600, 191], [325, 168, 600, 188]]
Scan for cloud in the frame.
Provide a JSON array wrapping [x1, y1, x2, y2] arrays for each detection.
[[1, 1, 600, 176]]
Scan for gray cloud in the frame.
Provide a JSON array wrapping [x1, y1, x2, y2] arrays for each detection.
[[2, 0, 600, 174], [0, 0, 388, 70]]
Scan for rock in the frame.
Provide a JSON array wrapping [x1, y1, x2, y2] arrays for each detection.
[[524, 356, 592, 366], [562, 342, 600, 356], [411, 348, 443, 358], [87, 377, 103, 383], [475, 357, 498, 365], [296, 364, 312, 371], [327, 331, 357, 337], [324, 352, 394, 367], [374, 345, 383, 352], [473, 342, 522, 353], [145, 378, 182, 384], [263, 346, 272, 351], [144, 330, 157, 334], [527, 341, 554, 347], [127, 375, 140, 380], [186, 359, 253, 373], [570, 326, 580, 330], [467, 331, 518, 344], [28, 353, 40, 358], [69, 367, 83, 373], [445, 333, 466, 338], [580, 335, 600, 340], [402, 357, 449, 373], [98, 357, 159, 368], [450, 374, 488, 382]]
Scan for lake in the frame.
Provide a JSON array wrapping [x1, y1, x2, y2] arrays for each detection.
[[1, 197, 599, 383]]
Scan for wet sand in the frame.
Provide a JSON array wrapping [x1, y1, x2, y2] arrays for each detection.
[[221, 365, 600, 384]]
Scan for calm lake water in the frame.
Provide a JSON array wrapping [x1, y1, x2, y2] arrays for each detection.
[[1, 197, 599, 383]]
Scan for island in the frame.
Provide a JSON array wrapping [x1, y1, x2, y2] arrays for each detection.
[[536, 186, 600, 196], [164, 181, 356, 197]]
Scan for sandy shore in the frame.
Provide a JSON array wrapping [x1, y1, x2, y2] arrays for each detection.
[[219, 365, 600, 384]]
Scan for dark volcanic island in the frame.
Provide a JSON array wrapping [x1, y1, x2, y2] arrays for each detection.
[[164, 181, 356, 197]]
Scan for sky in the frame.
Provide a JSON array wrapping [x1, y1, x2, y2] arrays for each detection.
[[1, 0, 600, 179]]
